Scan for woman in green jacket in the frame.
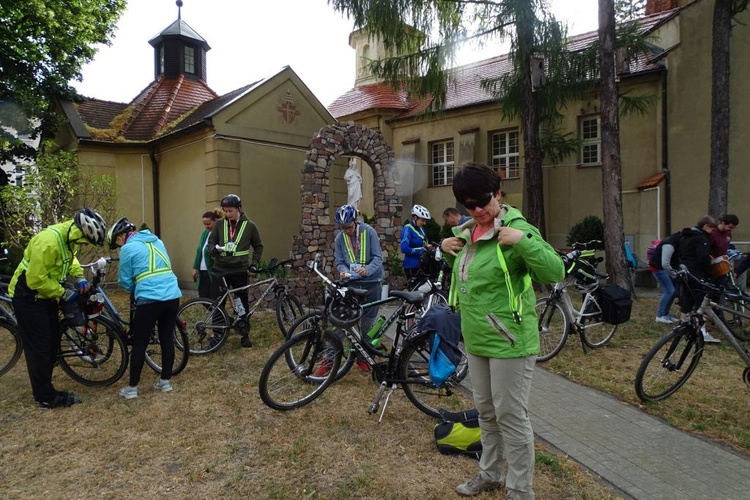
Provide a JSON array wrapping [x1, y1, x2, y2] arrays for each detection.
[[191, 208, 223, 298], [441, 164, 564, 499]]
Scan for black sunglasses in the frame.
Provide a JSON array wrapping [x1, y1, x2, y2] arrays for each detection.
[[463, 192, 494, 211]]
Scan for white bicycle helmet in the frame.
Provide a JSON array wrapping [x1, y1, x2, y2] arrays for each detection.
[[411, 204, 431, 220], [74, 208, 107, 246]]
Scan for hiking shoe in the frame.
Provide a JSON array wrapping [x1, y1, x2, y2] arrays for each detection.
[[356, 359, 370, 372], [154, 379, 173, 392], [455, 474, 503, 497], [240, 335, 252, 348], [655, 315, 674, 324], [702, 331, 721, 344], [314, 358, 332, 377], [119, 386, 138, 399], [38, 392, 81, 409]]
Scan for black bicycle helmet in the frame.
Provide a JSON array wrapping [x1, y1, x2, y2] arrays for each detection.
[[74, 208, 107, 247], [326, 293, 363, 328], [221, 194, 242, 209], [107, 217, 136, 249]]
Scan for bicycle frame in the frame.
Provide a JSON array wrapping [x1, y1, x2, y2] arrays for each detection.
[[697, 295, 750, 367]]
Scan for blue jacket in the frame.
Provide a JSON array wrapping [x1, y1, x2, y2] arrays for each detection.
[[400, 222, 427, 270], [334, 222, 384, 284], [118, 230, 182, 304]]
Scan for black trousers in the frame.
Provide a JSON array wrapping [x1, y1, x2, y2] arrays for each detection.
[[211, 270, 249, 320], [128, 298, 179, 387], [12, 294, 63, 403], [198, 270, 212, 299]]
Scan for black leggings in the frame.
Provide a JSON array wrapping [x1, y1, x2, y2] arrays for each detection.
[[128, 298, 179, 387]]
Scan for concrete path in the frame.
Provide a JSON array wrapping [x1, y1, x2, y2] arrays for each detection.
[[529, 367, 750, 499]]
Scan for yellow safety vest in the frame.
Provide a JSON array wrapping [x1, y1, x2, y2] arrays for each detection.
[[135, 242, 173, 283]]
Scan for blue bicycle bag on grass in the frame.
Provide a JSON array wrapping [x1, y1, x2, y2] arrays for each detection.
[[418, 304, 462, 387]]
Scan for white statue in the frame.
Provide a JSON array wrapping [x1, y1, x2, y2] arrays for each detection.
[[344, 158, 362, 209]]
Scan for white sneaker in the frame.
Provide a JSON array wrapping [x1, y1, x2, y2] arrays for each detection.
[[702, 331, 721, 344], [119, 386, 138, 399], [154, 379, 173, 392], [667, 315, 679, 322], [655, 315, 674, 324]]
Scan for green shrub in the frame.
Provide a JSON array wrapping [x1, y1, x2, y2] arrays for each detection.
[[566, 215, 604, 246]]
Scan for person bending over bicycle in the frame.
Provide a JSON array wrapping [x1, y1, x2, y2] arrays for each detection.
[[9, 208, 107, 409], [109, 218, 182, 399], [208, 194, 263, 348], [333, 204, 384, 369]]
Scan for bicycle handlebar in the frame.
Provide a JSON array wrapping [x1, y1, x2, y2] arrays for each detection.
[[572, 240, 604, 251], [676, 265, 750, 303], [248, 258, 293, 274]]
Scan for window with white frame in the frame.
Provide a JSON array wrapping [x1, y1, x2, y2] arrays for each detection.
[[490, 129, 520, 179], [580, 116, 601, 166], [431, 140, 455, 186], [184, 46, 195, 74]]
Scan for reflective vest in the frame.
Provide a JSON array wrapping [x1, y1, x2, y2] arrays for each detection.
[[17, 226, 73, 280], [343, 227, 368, 265], [221, 220, 249, 256], [135, 242, 173, 283]]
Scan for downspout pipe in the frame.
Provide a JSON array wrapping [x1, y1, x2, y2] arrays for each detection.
[[661, 68, 672, 235], [148, 146, 161, 237]]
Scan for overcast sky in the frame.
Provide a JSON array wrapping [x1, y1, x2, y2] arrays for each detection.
[[72, 0, 600, 107]]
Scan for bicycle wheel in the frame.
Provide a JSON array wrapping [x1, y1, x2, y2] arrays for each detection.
[[404, 289, 449, 331], [178, 298, 230, 355], [275, 293, 305, 338], [258, 329, 342, 410], [0, 319, 23, 377], [399, 330, 474, 419], [535, 298, 569, 362], [144, 318, 190, 376], [285, 312, 355, 381], [58, 316, 128, 386], [721, 298, 750, 342], [634, 324, 704, 402], [579, 292, 618, 348]]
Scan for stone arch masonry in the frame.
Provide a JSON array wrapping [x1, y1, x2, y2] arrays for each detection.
[[279, 121, 404, 304]]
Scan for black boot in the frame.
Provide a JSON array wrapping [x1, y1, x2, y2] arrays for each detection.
[[240, 335, 252, 348]]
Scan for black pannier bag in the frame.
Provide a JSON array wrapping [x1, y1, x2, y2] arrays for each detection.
[[597, 284, 633, 324]]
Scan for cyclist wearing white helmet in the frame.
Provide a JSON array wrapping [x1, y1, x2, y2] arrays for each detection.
[[401, 204, 432, 280], [333, 204, 384, 368], [9, 207, 107, 409], [207, 194, 263, 348]]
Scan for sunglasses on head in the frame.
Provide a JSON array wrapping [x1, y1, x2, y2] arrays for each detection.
[[463, 192, 494, 211]]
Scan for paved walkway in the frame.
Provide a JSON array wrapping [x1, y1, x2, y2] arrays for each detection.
[[530, 367, 750, 499]]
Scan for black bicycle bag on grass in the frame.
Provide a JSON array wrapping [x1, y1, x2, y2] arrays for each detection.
[[434, 408, 482, 459], [597, 284, 632, 324]]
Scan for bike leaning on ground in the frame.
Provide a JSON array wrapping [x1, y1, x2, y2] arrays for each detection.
[[178, 258, 303, 354], [535, 240, 624, 362], [258, 253, 474, 420], [634, 266, 750, 402]]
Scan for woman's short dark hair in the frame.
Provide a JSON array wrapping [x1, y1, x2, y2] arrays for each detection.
[[202, 211, 217, 220], [452, 163, 501, 205]]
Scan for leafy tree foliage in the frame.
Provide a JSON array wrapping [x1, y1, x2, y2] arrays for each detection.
[[0, 141, 117, 257], [0, 0, 125, 165]]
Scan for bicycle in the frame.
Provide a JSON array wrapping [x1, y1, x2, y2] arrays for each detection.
[[0, 257, 190, 385], [535, 240, 618, 362], [178, 258, 303, 354], [76, 257, 190, 381], [258, 253, 474, 420], [635, 267, 750, 402]]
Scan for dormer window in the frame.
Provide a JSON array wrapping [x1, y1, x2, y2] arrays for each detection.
[[184, 46, 195, 74]]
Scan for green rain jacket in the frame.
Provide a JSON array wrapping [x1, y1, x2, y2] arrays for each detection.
[[8, 220, 86, 299], [442, 205, 564, 359]]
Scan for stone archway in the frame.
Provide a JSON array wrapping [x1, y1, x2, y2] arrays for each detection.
[[291, 121, 403, 292]]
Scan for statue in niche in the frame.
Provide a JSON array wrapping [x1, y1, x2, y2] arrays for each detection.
[[344, 157, 362, 210]]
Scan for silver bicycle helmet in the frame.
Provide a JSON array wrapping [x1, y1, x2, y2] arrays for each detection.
[[74, 208, 107, 247]]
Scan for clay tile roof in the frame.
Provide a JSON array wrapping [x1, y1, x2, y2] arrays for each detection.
[[637, 171, 666, 190], [123, 75, 218, 140], [330, 8, 678, 120], [75, 99, 129, 130], [328, 83, 414, 118]]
